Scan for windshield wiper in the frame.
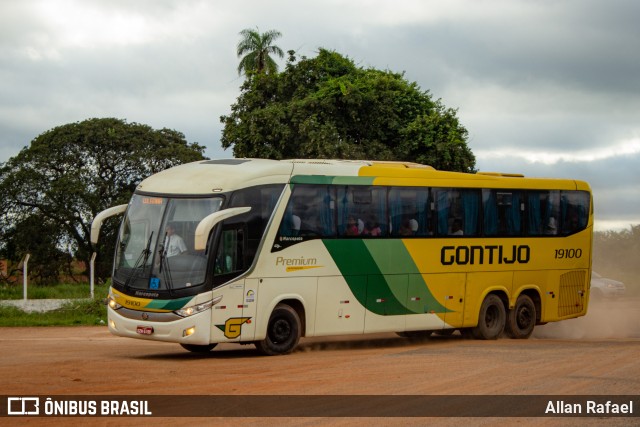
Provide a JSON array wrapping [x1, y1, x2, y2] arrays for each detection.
[[158, 231, 174, 295], [124, 231, 154, 289]]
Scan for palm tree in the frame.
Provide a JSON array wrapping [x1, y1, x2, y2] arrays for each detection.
[[237, 27, 284, 76]]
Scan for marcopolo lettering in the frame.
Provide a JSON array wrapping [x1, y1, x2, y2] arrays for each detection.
[[441, 245, 531, 266]]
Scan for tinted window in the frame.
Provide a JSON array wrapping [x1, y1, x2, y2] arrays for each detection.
[[526, 191, 560, 236], [389, 187, 432, 237], [337, 186, 387, 237], [435, 188, 480, 237], [560, 191, 590, 235]]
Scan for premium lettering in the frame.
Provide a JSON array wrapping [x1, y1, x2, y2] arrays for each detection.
[[276, 256, 317, 266]]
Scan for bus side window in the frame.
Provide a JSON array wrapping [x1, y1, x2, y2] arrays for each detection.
[[278, 185, 335, 238], [229, 184, 284, 265], [435, 189, 451, 236], [483, 190, 522, 236], [435, 189, 479, 236], [461, 190, 480, 236], [560, 191, 590, 235], [337, 186, 386, 237], [541, 191, 560, 236], [526, 192, 543, 235], [389, 187, 430, 237], [214, 227, 244, 275]]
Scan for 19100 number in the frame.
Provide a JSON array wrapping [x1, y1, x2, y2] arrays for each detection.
[[554, 248, 582, 259]]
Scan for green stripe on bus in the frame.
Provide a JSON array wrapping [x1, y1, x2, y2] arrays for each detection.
[[364, 240, 448, 313], [322, 239, 448, 315], [146, 296, 193, 311]]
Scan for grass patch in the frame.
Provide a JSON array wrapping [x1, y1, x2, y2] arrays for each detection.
[[0, 282, 109, 300], [0, 297, 108, 327]]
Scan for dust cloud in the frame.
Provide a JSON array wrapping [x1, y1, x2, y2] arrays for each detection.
[[533, 297, 640, 340], [295, 296, 640, 353]]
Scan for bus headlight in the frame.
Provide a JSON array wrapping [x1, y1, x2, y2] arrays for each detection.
[[107, 295, 122, 310], [174, 295, 222, 318]]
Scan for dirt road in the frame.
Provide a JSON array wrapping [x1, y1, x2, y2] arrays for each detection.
[[1, 298, 639, 426]]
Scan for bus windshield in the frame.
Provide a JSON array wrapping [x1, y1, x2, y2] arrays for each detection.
[[113, 194, 223, 292]]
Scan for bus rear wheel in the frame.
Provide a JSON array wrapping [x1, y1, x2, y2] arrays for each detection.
[[472, 294, 506, 340], [180, 343, 217, 353], [506, 294, 536, 339], [255, 303, 301, 356]]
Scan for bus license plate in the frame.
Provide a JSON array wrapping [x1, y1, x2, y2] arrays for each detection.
[[136, 326, 154, 335]]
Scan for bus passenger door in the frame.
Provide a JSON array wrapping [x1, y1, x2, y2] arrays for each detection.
[[210, 226, 251, 342]]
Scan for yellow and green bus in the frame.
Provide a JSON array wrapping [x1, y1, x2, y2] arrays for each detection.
[[91, 159, 593, 355]]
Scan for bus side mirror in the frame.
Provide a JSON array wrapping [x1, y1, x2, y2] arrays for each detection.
[[91, 204, 128, 244], [194, 207, 251, 251]]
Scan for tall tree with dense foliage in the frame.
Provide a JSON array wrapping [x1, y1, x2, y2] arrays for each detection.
[[221, 49, 475, 172], [237, 27, 284, 76], [0, 118, 206, 282]]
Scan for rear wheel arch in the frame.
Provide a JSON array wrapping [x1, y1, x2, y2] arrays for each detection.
[[472, 292, 507, 340]]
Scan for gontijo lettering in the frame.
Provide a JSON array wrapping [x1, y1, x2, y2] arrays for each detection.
[[441, 245, 531, 265]]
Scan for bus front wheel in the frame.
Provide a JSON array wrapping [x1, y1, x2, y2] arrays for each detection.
[[472, 294, 506, 340], [255, 303, 301, 356], [505, 294, 536, 339]]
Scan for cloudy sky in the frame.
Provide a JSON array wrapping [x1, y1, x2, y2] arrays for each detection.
[[1, 0, 639, 230]]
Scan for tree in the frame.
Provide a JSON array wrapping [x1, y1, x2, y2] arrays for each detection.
[[237, 27, 284, 76], [2, 214, 71, 285], [0, 118, 206, 283], [221, 49, 476, 172]]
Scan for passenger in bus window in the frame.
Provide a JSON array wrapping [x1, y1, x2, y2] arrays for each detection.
[[399, 218, 416, 236], [345, 216, 359, 236], [291, 214, 301, 236], [363, 216, 382, 236], [450, 219, 464, 236], [544, 217, 557, 235]]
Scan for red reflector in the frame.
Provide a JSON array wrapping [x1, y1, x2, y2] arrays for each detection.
[[136, 326, 154, 335]]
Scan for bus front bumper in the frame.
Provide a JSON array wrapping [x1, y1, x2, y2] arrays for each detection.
[[107, 306, 212, 345]]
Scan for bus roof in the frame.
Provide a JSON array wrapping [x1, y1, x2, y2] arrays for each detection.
[[134, 158, 590, 195]]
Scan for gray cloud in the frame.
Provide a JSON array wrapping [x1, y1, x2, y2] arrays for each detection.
[[1, 0, 638, 228]]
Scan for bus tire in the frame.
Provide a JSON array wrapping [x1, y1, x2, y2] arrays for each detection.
[[472, 294, 506, 340], [255, 303, 301, 356], [506, 294, 536, 339], [180, 343, 217, 353]]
